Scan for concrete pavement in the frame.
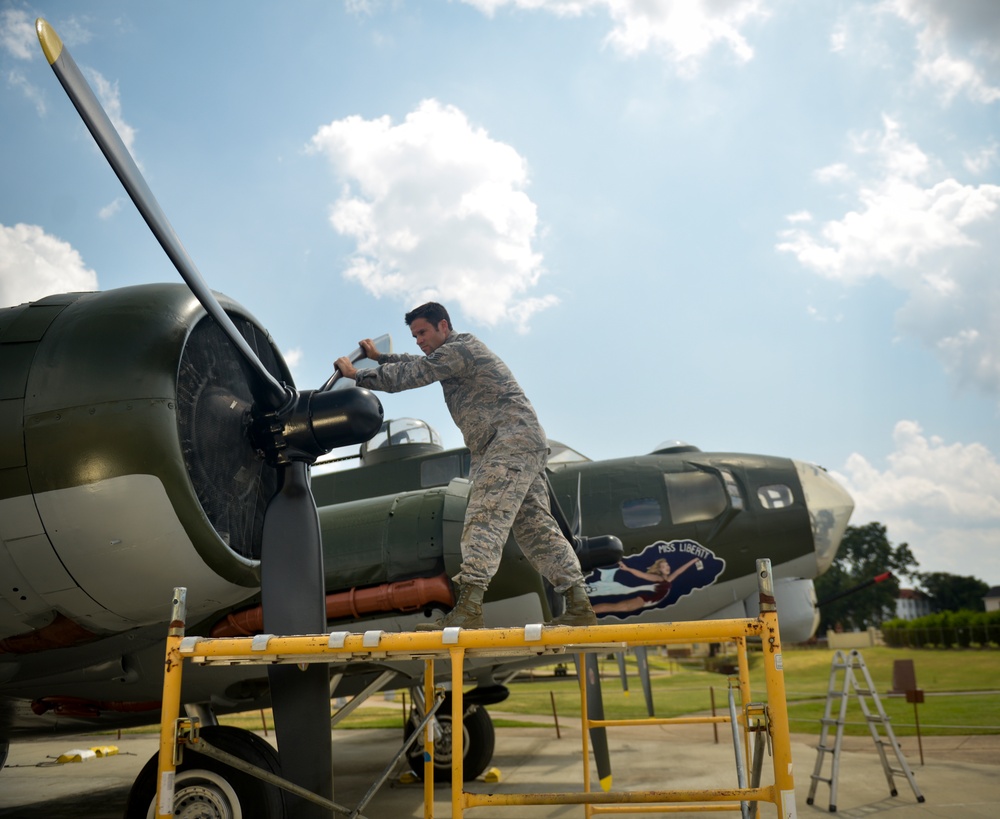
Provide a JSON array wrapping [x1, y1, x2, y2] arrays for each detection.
[[0, 721, 997, 817]]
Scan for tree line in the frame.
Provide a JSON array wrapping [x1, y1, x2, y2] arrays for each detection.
[[814, 522, 993, 635]]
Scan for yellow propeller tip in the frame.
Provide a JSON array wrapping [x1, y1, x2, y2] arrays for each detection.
[[599, 774, 613, 792], [36, 18, 63, 65]]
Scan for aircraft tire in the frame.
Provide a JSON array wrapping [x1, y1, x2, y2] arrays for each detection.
[[0, 738, 8, 770], [405, 702, 495, 782], [123, 725, 285, 819]]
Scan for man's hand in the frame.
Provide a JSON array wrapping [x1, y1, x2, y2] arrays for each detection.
[[358, 338, 380, 360], [334, 356, 358, 380], [334, 339, 380, 381]]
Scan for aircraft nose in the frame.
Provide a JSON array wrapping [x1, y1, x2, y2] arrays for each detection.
[[793, 460, 854, 574]]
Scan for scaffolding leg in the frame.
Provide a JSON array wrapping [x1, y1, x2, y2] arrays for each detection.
[[728, 683, 751, 819], [748, 724, 767, 819], [155, 588, 187, 819], [755, 559, 796, 819], [578, 652, 593, 819], [424, 658, 435, 819], [450, 648, 465, 819]]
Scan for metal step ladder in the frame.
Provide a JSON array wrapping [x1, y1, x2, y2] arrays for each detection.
[[807, 649, 925, 812]]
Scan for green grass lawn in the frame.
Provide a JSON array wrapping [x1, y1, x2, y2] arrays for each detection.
[[498, 646, 1000, 738], [118, 645, 998, 738]]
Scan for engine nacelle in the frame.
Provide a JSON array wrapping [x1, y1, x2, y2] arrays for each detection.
[[0, 284, 288, 640], [743, 577, 820, 644]]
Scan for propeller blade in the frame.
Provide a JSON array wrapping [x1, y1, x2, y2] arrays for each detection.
[[615, 652, 630, 695], [35, 18, 288, 412], [37, 21, 386, 814], [575, 653, 612, 791], [321, 334, 392, 391], [261, 461, 333, 817], [634, 645, 655, 717]]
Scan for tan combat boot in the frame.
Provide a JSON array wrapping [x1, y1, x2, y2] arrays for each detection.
[[416, 584, 485, 630], [546, 582, 597, 627]]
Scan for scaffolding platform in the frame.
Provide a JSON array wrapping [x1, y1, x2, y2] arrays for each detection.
[[153, 559, 796, 818]]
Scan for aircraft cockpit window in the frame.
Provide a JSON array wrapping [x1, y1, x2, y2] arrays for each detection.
[[719, 468, 745, 511], [757, 484, 793, 509], [621, 497, 662, 528], [365, 418, 442, 452], [420, 453, 471, 487], [663, 472, 727, 524]]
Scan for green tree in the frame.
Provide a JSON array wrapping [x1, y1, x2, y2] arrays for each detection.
[[815, 522, 919, 633], [918, 572, 989, 613]]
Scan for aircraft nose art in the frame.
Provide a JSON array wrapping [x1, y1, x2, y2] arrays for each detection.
[[793, 460, 854, 574]]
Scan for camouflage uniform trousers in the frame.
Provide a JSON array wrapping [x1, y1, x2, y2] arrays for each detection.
[[454, 448, 585, 593]]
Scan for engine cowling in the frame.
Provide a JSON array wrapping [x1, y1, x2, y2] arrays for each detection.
[[0, 284, 287, 641]]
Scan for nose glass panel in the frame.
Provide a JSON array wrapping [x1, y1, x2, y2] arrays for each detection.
[[793, 460, 854, 573]]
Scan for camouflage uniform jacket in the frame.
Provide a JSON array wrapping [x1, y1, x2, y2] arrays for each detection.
[[354, 332, 547, 457]]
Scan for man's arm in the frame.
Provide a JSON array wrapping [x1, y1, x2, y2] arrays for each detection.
[[356, 339, 470, 394]]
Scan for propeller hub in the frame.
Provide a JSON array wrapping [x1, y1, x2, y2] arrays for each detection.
[[251, 387, 384, 465]]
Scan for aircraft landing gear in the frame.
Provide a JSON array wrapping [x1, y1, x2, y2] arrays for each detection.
[[404, 698, 496, 782], [123, 725, 286, 819]]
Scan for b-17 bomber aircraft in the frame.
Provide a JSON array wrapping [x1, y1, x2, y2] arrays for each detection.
[[0, 18, 854, 819]]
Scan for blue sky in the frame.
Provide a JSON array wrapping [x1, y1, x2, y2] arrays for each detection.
[[2, 1, 999, 586]]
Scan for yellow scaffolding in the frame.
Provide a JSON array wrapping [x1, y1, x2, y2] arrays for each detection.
[[154, 559, 796, 818]]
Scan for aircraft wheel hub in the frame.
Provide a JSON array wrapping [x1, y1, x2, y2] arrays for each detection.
[[170, 770, 240, 819], [433, 716, 471, 766]]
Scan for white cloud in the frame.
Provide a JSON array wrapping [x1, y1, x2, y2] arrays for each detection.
[[830, 21, 848, 53], [308, 99, 556, 330], [814, 163, 852, 184], [6, 69, 46, 115], [282, 346, 303, 373], [963, 142, 998, 176], [777, 116, 1000, 396], [0, 9, 36, 61], [885, 0, 1000, 104], [99, 198, 123, 220], [833, 421, 1000, 581], [2, 9, 48, 114], [344, 0, 380, 15], [458, 0, 769, 74], [0, 223, 98, 307]]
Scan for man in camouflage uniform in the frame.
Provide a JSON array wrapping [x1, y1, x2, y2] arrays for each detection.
[[334, 302, 596, 630]]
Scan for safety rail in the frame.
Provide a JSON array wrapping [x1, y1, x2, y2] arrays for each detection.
[[154, 559, 795, 818]]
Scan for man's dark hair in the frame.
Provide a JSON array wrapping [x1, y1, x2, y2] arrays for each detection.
[[405, 302, 453, 330]]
